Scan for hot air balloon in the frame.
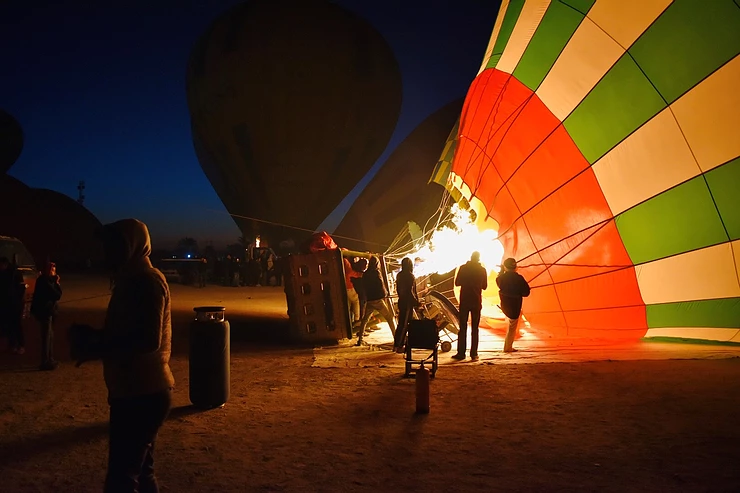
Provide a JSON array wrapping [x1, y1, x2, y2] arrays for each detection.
[[334, 98, 463, 252], [444, 0, 740, 342], [186, 0, 402, 249], [1, 109, 23, 173]]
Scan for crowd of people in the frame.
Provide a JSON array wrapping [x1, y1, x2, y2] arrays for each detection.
[[346, 250, 531, 358]]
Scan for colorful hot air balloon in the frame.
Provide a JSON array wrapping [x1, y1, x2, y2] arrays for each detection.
[[186, 0, 402, 248], [445, 0, 740, 342]]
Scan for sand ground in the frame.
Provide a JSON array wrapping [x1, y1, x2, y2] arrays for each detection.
[[1, 274, 740, 492]]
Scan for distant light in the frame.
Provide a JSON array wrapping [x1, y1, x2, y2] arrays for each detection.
[[187, 254, 192, 259], [255, 235, 261, 248]]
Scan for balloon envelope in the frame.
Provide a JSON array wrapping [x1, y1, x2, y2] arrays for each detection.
[[334, 98, 463, 252], [0, 109, 23, 173], [448, 0, 740, 342], [187, 0, 402, 245]]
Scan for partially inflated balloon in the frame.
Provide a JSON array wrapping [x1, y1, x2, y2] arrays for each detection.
[[0, 110, 23, 173], [334, 98, 463, 252], [447, 0, 740, 342], [187, 0, 402, 245]]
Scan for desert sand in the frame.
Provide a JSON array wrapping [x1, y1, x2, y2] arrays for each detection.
[[1, 274, 740, 492]]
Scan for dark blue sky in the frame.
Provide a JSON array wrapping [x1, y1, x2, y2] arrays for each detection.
[[1, 0, 499, 248]]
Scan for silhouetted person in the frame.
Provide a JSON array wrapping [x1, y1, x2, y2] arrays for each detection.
[[452, 251, 487, 361], [351, 258, 368, 331], [356, 256, 396, 346], [343, 256, 363, 327], [77, 219, 175, 492], [0, 256, 26, 354], [197, 258, 207, 288], [497, 257, 531, 353], [31, 261, 62, 370], [393, 257, 419, 353]]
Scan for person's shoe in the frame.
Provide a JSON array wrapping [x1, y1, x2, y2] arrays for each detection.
[[503, 348, 518, 353], [355, 340, 363, 347], [40, 360, 59, 371], [451, 353, 466, 360], [470, 354, 480, 361]]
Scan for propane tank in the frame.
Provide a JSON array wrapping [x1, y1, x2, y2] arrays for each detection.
[[415, 362, 430, 414]]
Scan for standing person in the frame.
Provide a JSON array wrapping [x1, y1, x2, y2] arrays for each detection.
[[0, 256, 26, 354], [30, 262, 62, 370], [496, 257, 531, 353], [393, 257, 419, 353], [343, 256, 363, 327], [452, 251, 487, 361], [355, 256, 396, 346], [350, 258, 368, 332], [197, 258, 208, 288], [75, 219, 175, 492]]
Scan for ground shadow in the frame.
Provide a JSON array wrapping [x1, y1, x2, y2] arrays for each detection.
[[0, 421, 109, 467]]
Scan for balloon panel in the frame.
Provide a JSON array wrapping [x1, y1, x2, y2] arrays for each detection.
[[448, 0, 740, 341]]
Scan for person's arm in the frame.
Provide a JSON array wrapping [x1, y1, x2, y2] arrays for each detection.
[[49, 278, 62, 301], [103, 277, 165, 355], [481, 268, 488, 290], [520, 276, 531, 297], [454, 266, 462, 287]]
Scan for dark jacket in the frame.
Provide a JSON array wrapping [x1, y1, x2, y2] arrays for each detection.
[[496, 271, 531, 319], [101, 218, 175, 399], [363, 258, 387, 302], [31, 274, 62, 319], [455, 260, 488, 310], [396, 270, 418, 306]]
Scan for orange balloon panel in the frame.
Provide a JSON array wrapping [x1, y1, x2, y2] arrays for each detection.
[[453, 68, 645, 340]]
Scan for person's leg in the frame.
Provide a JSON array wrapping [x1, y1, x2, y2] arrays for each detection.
[[394, 301, 411, 349], [455, 307, 470, 358], [470, 308, 481, 358], [10, 312, 24, 353], [378, 299, 396, 338], [105, 391, 171, 493], [137, 392, 172, 493], [356, 301, 378, 345], [503, 316, 519, 352], [39, 317, 51, 365], [347, 289, 360, 325]]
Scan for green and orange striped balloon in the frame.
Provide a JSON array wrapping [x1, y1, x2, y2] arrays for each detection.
[[443, 0, 740, 342]]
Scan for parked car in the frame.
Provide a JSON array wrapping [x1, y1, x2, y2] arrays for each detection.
[[0, 235, 38, 318]]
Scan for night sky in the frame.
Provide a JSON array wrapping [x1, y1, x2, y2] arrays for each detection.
[[1, 0, 500, 248]]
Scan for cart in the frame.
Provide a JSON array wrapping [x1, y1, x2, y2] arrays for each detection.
[[404, 318, 440, 378], [416, 290, 460, 353]]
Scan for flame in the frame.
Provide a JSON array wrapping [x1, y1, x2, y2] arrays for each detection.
[[409, 204, 505, 277]]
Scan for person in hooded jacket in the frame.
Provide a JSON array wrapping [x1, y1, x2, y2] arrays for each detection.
[[452, 251, 488, 361], [355, 255, 396, 346], [30, 261, 62, 370], [496, 257, 531, 353], [74, 218, 175, 493], [393, 257, 419, 352]]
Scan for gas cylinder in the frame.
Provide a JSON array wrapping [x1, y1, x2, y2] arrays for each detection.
[[415, 362, 430, 414]]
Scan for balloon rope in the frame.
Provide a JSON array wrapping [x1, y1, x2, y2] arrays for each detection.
[[206, 209, 390, 249]]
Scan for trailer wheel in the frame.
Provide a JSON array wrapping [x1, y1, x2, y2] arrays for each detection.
[[440, 341, 452, 353]]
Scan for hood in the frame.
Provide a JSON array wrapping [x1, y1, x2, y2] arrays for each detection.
[[101, 218, 152, 273], [400, 257, 413, 273], [367, 255, 379, 271]]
